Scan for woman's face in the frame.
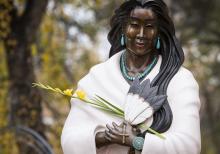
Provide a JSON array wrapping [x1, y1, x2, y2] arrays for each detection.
[[125, 7, 158, 56]]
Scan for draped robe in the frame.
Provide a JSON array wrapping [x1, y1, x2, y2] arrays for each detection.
[[61, 51, 201, 154]]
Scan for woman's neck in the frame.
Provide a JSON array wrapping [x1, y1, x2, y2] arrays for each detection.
[[125, 50, 155, 73]]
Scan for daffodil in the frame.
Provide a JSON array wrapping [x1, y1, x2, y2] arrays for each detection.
[[63, 89, 73, 97], [75, 90, 86, 100], [32, 82, 165, 140]]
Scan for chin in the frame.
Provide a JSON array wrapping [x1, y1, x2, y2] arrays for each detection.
[[129, 48, 152, 57]]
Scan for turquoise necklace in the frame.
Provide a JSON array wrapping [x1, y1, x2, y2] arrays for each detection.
[[120, 52, 158, 81]]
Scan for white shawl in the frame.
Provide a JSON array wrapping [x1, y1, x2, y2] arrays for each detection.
[[61, 51, 201, 154]]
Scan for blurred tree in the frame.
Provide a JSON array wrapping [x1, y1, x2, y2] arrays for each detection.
[[168, 0, 220, 153], [0, 0, 48, 153], [27, 0, 109, 153]]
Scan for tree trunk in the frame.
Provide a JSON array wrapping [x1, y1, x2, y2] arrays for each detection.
[[2, 0, 48, 153], [202, 88, 220, 154]]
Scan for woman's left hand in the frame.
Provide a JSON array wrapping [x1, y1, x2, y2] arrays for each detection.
[[105, 121, 140, 147]]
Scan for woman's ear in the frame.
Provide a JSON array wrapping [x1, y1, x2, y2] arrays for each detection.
[[121, 23, 126, 35], [122, 17, 130, 34]]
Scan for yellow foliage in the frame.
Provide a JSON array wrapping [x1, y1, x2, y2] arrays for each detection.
[[6, 39, 17, 47], [0, 1, 12, 40], [0, 131, 18, 154], [41, 16, 54, 33], [42, 53, 50, 63], [0, 31, 7, 38], [0, 43, 10, 153], [31, 44, 38, 56], [0, 12, 5, 20], [0, 21, 8, 29]]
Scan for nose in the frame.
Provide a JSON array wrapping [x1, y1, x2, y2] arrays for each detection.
[[137, 26, 145, 39]]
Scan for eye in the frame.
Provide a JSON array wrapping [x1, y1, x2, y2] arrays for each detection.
[[145, 24, 153, 28], [130, 23, 139, 27]]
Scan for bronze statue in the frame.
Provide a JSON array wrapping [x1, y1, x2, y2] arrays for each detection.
[[61, 0, 201, 153]]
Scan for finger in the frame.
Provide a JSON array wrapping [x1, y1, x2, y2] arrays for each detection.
[[126, 122, 134, 130], [106, 124, 113, 132], [105, 130, 111, 138], [136, 128, 141, 133], [105, 130, 117, 139], [112, 122, 120, 132], [107, 124, 121, 135], [119, 122, 124, 127], [132, 125, 141, 132], [132, 127, 137, 132], [105, 130, 114, 141], [106, 124, 115, 133], [112, 122, 119, 127], [107, 126, 120, 136], [106, 124, 112, 130], [132, 127, 140, 133], [104, 133, 112, 141], [123, 121, 128, 125]]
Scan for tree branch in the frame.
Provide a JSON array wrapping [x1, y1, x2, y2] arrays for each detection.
[[18, 0, 49, 43]]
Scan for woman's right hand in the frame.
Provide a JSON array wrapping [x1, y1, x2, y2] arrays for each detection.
[[105, 122, 139, 147], [95, 131, 111, 148]]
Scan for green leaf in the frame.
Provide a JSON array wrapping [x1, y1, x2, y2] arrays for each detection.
[[139, 124, 166, 139], [95, 95, 124, 115]]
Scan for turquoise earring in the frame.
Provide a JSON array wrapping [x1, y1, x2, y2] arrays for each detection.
[[156, 37, 160, 49], [121, 34, 125, 46]]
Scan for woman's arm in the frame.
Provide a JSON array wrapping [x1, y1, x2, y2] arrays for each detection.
[[141, 69, 201, 154], [61, 98, 102, 154]]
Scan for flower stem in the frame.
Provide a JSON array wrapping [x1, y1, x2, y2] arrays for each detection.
[[139, 124, 166, 139]]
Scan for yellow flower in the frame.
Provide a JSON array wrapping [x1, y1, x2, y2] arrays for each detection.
[[75, 90, 86, 100], [63, 89, 73, 97]]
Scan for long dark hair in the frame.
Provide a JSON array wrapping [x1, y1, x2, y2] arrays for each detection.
[[108, 0, 184, 134]]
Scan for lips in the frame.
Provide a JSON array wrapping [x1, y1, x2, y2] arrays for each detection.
[[135, 41, 145, 48], [135, 38, 146, 48]]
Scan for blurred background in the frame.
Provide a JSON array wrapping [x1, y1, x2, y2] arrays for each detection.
[[0, 0, 219, 154]]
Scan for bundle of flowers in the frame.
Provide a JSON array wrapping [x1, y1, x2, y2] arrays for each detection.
[[32, 81, 165, 139]]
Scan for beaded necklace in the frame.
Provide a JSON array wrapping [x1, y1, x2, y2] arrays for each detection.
[[120, 51, 158, 81]]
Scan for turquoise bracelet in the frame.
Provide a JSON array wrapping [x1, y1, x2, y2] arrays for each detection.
[[132, 136, 145, 151]]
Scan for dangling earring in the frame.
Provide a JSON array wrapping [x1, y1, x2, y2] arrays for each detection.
[[121, 34, 125, 46], [156, 37, 160, 49]]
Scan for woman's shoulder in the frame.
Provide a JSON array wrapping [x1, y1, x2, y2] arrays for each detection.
[[78, 51, 122, 85], [168, 66, 199, 95], [173, 66, 197, 83], [81, 51, 122, 77]]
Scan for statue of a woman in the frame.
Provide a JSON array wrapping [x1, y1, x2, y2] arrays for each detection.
[[61, 0, 201, 153]]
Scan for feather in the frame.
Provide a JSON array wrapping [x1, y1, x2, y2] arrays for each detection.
[[125, 94, 153, 125], [128, 77, 140, 94], [124, 93, 135, 120], [148, 95, 167, 111], [139, 79, 151, 97], [124, 78, 167, 125], [145, 86, 158, 99]]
